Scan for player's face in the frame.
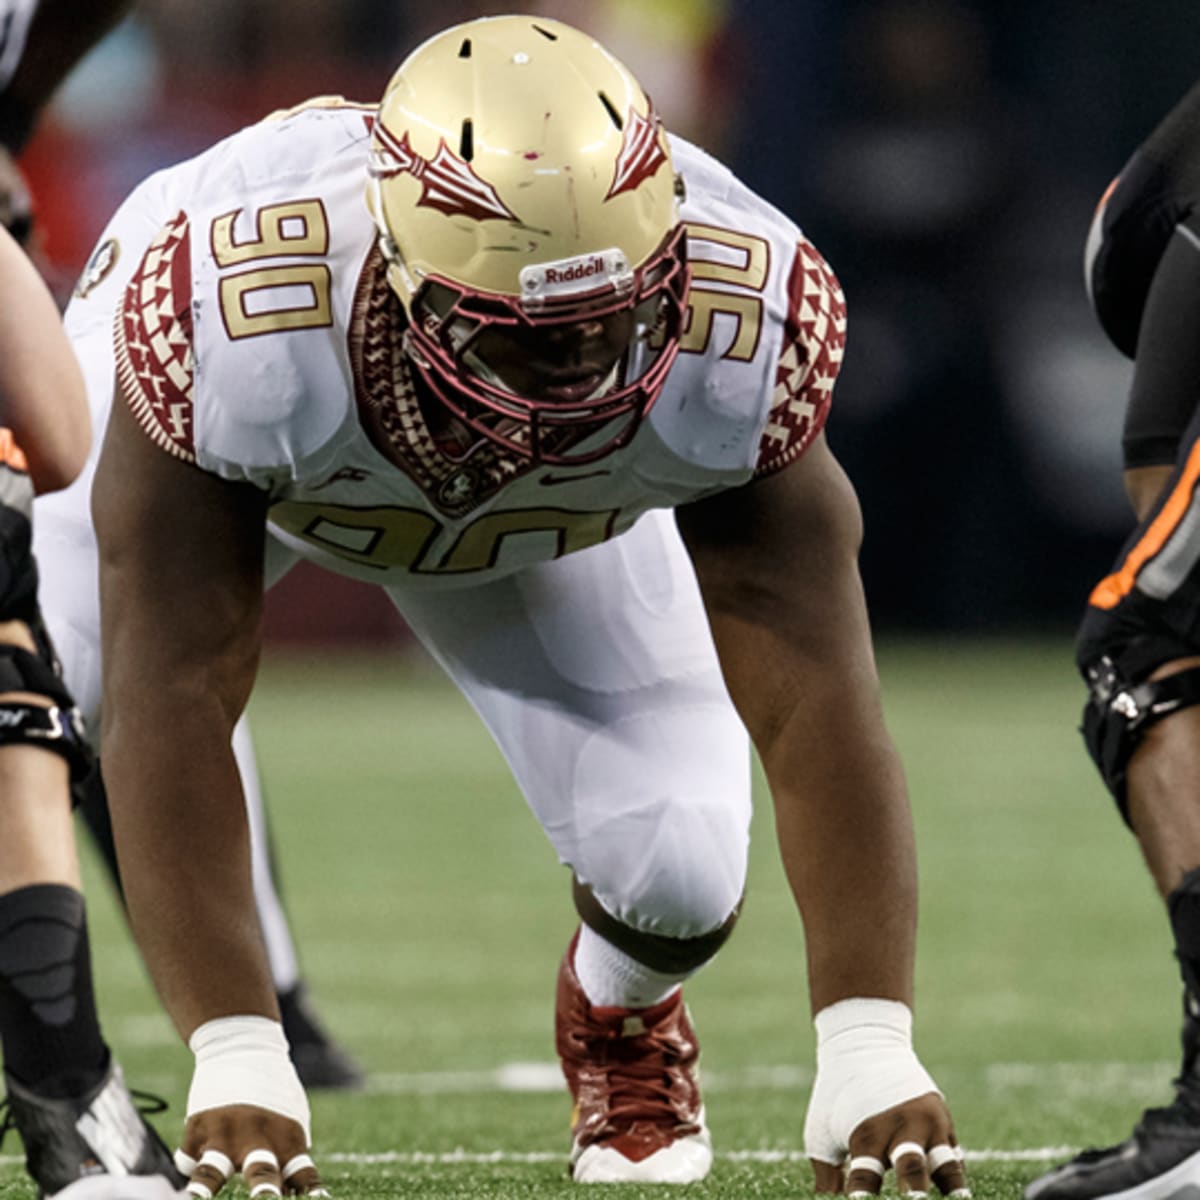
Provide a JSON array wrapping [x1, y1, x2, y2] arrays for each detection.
[[466, 309, 637, 404]]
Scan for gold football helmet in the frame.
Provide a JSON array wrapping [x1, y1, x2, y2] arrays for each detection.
[[366, 15, 690, 465]]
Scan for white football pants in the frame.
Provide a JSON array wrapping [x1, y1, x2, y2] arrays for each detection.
[[263, 507, 753, 939]]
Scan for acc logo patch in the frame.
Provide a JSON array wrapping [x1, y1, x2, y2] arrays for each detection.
[[74, 237, 119, 299]]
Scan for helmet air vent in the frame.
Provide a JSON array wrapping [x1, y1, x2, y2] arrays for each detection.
[[532, 24, 558, 40], [598, 92, 623, 130], [460, 118, 475, 161], [458, 38, 472, 57]]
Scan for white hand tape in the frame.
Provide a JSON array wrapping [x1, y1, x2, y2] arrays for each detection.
[[187, 1016, 311, 1145], [803, 998, 940, 1165]]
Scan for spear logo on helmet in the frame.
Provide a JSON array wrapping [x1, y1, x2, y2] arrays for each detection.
[[369, 121, 518, 224], [605, 105, 669, 201]]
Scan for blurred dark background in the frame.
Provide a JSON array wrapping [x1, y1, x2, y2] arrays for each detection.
[[22, 0, 1200, 642]]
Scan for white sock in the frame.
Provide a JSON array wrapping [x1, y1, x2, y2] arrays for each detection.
[[573, 923, 688, 1009]]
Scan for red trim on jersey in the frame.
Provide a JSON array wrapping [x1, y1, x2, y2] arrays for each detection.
[[754, 238, 846, 477], [114, 211, 197, 463]]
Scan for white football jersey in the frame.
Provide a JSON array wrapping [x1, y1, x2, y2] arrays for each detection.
[[99, 100, 845, 588]]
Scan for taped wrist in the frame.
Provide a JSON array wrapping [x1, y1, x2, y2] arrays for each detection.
[[187, 1016, 310, 1144], [803, 998, 940, 1164]]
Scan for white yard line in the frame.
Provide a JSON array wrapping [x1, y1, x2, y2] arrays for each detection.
[[0, 1147, 1079, 1168], [3, 1057, 1149, 1174], [363, 1059, 1176, 1095]]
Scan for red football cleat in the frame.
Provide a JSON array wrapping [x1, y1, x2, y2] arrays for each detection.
[[555, 932, 712, 1184]]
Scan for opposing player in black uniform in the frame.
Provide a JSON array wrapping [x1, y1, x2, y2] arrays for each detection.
[[1028, 81, 1200, 1200]]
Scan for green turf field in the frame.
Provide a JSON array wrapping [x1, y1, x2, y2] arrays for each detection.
[[0, 637, 1181, 1198]]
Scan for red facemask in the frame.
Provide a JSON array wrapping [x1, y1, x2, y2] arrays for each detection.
[[402, 225, 690, 466]]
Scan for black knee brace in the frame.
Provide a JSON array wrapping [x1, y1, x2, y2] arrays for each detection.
[[0, 638, 91, 782], [1081, 654, 1200, 823], [0, 477, 92, 783]]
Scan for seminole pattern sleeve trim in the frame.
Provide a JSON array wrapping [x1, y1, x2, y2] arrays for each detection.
[[114, 210, 197, 464], [754, 237, 846, 478]]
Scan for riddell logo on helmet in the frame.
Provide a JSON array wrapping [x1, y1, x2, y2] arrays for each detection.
[[544, 258, 605, 285], [520, 249, 632, 306]]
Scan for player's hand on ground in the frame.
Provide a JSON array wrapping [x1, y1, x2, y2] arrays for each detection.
[[803, 999, 970, 1196], [807, 1091, 970, 1196], [181, 1018, 322, 1196], [175, 1105, 327, 1198]]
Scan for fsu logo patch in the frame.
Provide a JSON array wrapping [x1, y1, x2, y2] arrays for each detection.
[[73, 237, 119, 299]]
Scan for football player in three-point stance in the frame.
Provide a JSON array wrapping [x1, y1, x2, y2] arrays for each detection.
[[1027, 80, 1200, 1200], [37, 15, 970, 1195]]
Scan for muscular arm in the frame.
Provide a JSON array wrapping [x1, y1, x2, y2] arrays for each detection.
[[676, 435, 916, 1013], [0, 222, 88, 490], [92, 388, 273, 1037]]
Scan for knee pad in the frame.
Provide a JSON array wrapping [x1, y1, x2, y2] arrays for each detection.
[[1081, 653, 1200, 822], [566, 700, 751, 939], [0, 636, 92, 783], [576, 789, 749, 941]]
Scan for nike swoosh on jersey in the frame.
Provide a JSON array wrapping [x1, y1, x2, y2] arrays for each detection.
[[538, 470, 613, 487]]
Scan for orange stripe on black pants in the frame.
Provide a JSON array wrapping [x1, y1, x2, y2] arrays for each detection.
[[1089, 437, 1200, 610], [0, 429, 29, 474]]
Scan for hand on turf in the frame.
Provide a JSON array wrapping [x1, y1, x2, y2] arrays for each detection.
[[803, 999, 970, 1196], [175, 1105, 327, 1198], [807, 1091, 970, 1196]]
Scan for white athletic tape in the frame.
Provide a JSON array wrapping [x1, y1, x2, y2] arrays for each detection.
[[187, 1016, 311, 1145], [928, 1145, 961, 1172], [890, 1141, 926, 1164], [185, 1183, 211, 1200], [249, 1185, 281, 1198], [198, 1150, 233, 1181], [242, 1149, 280, 1172], [282, 1154, 316, 1180], [848, 1155, 886, 1176], [803, 999, 941, 1166], [174, 1150, 197, 1176]]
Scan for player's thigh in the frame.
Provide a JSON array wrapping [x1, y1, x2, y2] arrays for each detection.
[[392, 509, 752, 937], [1077, 404, 1200, 676]]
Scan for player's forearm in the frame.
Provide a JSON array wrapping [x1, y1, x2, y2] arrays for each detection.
[[763, 713, 919, 1014], [103, 703, 278, 1038]]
